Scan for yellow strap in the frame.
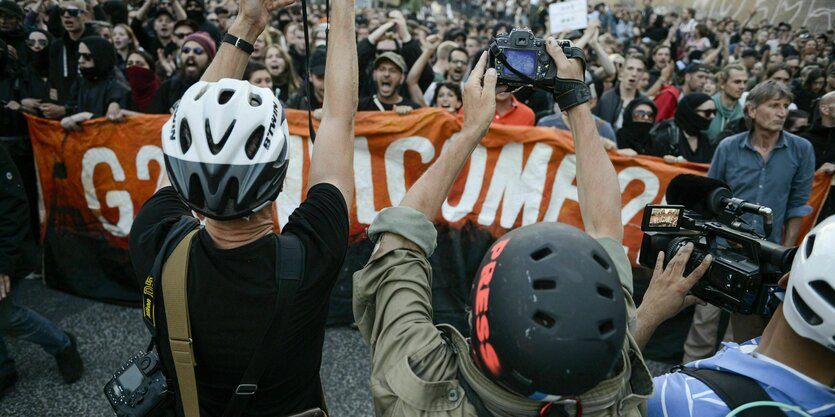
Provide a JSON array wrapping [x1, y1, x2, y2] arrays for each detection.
[[162, 229, 200, 417]]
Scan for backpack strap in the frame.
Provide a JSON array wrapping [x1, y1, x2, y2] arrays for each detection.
[[677, 367, 788, 417], [161, 226, 201, 417], [142, 216, 200, 337], [222, 233, 308, 417]]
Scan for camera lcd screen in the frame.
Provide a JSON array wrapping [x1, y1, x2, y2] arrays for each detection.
[[642, 205, 684, 231], [503, 49, 537, 77], [117, 365, 144, 394]]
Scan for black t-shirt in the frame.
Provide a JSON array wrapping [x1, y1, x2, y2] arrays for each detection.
[[129, 184, 348, 416], [356, 95, 422, 111]]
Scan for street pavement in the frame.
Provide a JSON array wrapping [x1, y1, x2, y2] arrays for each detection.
[[1, 277, 675, 417], [0, 278, 374, 416]]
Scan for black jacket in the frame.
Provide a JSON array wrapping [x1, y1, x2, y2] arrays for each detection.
[[593, 85, 648, 127], [148, 73, 196, 114], [66, 69, 130, 117], [648, 119, 716, 163], [47, 25, 97, 104], [0, 145, 34, 280], [801, 122, 835, 170]]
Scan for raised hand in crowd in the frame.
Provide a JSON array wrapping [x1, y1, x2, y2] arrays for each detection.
[[366, 20, 396, 45], [387, 10, 411, 43], [156, 48, 176, 77], [406, 33, 441, 107]]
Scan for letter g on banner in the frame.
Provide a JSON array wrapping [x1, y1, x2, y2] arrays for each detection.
[[81, 147, 134, 237]]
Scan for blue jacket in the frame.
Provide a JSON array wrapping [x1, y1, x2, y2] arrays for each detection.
[[649, 338, 835, 417]]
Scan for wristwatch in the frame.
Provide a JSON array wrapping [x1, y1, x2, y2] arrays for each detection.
[[222, 33, 254, 54]]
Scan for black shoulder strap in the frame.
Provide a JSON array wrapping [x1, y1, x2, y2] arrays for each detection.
[[222, 233, 306, 417], [678, 368, 788, 417], [142, 216, 201, 339]]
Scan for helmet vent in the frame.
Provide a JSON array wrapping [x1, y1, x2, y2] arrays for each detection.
[[245, 126, 266, 160], [809, 280, 835, 309], [179, 120, 192, 154], [249, 94, 263, 107], [598, 319, 615, 337], [592, 252, 611, 271], [533, 279, 556, 290], [218, 90, 235, 105], [532, 311, 556, 328], [188, 174, 205, 208], [792, 290, 823, 326], [206, 119, 237, 155], [597, 284, 615, 300], [193, 84, 209, 101], [530, 247, 553, 261], [804, 234, 816, 259]]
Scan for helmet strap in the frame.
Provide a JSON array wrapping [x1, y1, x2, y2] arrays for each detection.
[[539, 398, 582, 417]]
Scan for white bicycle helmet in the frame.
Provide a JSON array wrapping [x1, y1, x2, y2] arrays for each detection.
[[784, 215, 835, 351], [162, 78, 290, 220]]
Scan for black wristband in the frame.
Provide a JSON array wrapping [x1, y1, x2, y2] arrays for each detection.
[[222, 33, 254, 54]]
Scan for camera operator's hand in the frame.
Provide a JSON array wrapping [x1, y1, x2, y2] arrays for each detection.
[[545, 37, 584, 82], [635, 243, 712, 350], [462, 52, 497, 138]]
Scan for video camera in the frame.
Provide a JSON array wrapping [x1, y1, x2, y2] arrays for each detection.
[[638, 174, 796, 316]]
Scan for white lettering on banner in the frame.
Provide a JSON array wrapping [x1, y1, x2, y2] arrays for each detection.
[[443, 141, 487, 222], [354, 137, 380, 224], [135, 145, 164, 189], [385, 136, 435, 207], [81, 147, 134, 237], [619, 167, 660, 225], [479, 143, 552, 228], [543, 154, 578, 222], [275, 134, 305, 228]]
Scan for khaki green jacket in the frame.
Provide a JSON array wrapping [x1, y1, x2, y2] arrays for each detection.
[[353, 207, 653, 417]]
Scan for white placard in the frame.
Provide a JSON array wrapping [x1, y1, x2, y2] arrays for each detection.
[[549, 0, 588, 34]]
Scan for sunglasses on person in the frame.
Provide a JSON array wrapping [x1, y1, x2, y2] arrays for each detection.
[[61, 7, 82, 17], [78, 52, 93, 61], [174, 31, 193, 39], [27, 39, 48, 47], [450, 59, 468, 66], [181, 46, 204, 55], [632, 110, 655, 121], [697, 109, 717, 118]]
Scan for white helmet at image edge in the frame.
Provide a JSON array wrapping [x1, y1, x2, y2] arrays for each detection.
[[784, 215, 835, 351], [161, 78, 290, 220]]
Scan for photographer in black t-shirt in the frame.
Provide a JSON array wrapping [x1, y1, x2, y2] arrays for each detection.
[[128, 0, 358, 415]]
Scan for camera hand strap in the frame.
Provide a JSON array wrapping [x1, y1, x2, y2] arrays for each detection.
[[222, 233, 308, 417], [162, 228, 201, 417]]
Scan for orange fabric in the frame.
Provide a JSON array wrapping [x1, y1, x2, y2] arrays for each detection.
[[493, 95, 535, 126], [26, 108, 832, 263]]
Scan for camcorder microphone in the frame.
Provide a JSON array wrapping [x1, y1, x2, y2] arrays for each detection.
[[666, 174, 774, 238]]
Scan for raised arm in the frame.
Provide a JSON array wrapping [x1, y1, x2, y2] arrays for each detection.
[[546, 39, 623, 242], [370, 53, 496, 259], [305, 0, 358, 206], [406, 35, 440, 107], [200, 0, 297, 82]]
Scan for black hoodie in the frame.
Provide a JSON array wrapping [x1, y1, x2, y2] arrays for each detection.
[[616, 97, 658, 154], [65, 36, 130, 117], [0, 26, 29, 65], [47, 24, 96, 105]]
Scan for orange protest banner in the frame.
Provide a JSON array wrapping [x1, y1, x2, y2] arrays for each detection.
[[27, 108, 832, 265]]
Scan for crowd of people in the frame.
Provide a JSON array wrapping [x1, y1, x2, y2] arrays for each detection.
[[1, 0, 834, 415]]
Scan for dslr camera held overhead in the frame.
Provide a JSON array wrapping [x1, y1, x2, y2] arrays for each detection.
[[639, 174, 797, 317]]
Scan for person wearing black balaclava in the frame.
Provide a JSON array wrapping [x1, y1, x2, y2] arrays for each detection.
[[60, 36, 129, 130], [183, 0, 220, 43], [648, 92, 717, 163], [616, 97, 658, 154]]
